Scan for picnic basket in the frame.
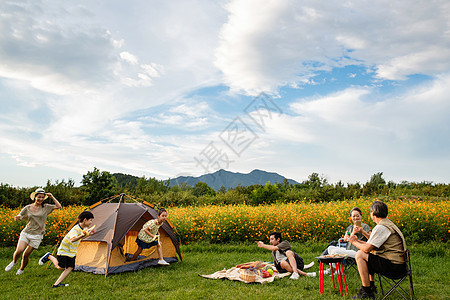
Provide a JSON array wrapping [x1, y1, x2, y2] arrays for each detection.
[[240, 269, 257, 282]]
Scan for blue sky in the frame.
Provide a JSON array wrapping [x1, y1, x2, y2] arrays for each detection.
[[1, 0, 449, 187]]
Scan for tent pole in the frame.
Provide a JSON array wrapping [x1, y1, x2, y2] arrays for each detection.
[[103, 194, 121, 203], [104, 200, 122, 277]]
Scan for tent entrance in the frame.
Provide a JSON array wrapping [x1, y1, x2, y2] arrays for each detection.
[[123, 231, 157, 259], [123, 230, 178, 261]]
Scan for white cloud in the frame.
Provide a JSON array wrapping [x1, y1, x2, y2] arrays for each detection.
[[170, 102, 210, 117], [120, 52, 138, 64], [0, 0, 449, 187], [141, 101, 217, 129], [0, 1, 120, 95], [142, 63, 164, 78], [117, 52, 165, 87], [376, 46, 450, 80], [215, 0, 450, 95], [255, 74, 450, 182], [0, 0, 227, 184]]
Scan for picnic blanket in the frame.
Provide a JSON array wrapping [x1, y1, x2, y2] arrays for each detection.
[[200, 266, 289, 284], [200, 261, 314, 284]]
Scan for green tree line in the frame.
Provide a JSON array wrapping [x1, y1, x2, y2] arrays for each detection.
[[1, 168, 449, 208]]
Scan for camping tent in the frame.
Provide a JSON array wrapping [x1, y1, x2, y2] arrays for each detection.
[[57, 194, 182, 276]]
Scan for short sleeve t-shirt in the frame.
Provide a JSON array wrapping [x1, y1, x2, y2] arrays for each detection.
[[19, 204, 55, 235], [137, 219, 162, 243], [57, 224, 84, 257], [346, 223, 372, 251], [272, 240, 292, 264], [367, 224, 391, 248]]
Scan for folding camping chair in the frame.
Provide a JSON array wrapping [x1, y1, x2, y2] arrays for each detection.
[[376, 249, 414, 300], [344, 257, 357, 273]]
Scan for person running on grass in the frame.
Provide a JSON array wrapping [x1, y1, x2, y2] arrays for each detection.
[[257, 231, 316, 279], [126, 208, 170, 265], [5, 188, 62, 275], [38, 211, 95, 288]]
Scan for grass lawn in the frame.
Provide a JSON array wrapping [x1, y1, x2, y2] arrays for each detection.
[[0, 241, 448, 299]]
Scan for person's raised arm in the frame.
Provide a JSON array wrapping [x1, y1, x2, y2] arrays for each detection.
[[348, 235, 375, 253], [47, 193, 62, 210], [353, 225, 372, 240], [70, 231, 89, 243], [256, 241, 279, 251]]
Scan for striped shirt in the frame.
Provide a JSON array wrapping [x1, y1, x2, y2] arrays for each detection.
[[57, 224, 84, 257]]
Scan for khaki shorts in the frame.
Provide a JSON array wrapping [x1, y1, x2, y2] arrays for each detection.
[[19, 232, 43, 249]]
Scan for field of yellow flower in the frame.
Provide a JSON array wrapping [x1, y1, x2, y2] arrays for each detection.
[[0, 205, 86, 247], [170, 198, 450, 244], [1, 198, 448, 246]]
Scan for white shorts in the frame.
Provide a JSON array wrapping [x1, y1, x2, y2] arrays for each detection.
[[19, 232, 43, 249]]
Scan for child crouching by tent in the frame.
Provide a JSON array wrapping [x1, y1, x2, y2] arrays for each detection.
[[127, 208, 170, 266], [38, 211, 95, 287]]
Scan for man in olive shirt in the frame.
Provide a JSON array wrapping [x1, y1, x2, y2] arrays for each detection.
[[349, 201, 407, 299], [257, 231, 315, 279]]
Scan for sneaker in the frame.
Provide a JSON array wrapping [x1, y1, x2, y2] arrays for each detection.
[[157, 259, 170, 266], [306, 272, 316, 277], [16, 269, 24, 275], [304, 261, 314, 269], [355, 286, 376, 293], [5, 261, 16, 272], [39, 252, 51, 265], [290, 272, 300, 280], [52, 283, 69, 288], [352, 287, 375, 299], [329, 270, 338, 276]]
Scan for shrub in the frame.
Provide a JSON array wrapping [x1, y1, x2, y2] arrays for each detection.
[[1, 198, 448, 246], [0, 205, 86, 247], [249, 182, 281, 205], [170, 198, 449, 244]]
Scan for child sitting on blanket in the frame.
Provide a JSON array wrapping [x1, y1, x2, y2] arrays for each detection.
[[257, 231, 316, 279], [127, 208, 170, 265]]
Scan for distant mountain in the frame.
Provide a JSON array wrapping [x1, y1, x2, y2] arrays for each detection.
[[168, 169, 299, 190]]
